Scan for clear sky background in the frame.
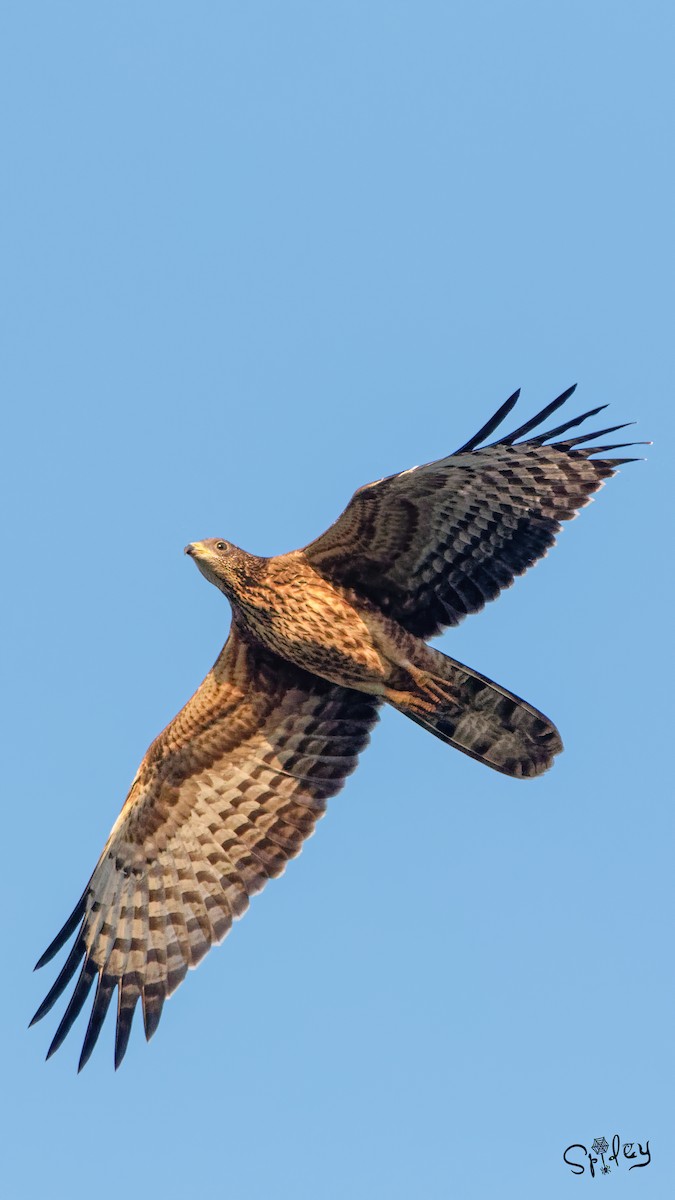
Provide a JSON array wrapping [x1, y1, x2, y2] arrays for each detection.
[[2, 3, 672, 1198]]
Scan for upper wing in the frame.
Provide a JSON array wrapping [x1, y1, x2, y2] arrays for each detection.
[[31, 626, 380, 1070], [304, 386, 644, 638]]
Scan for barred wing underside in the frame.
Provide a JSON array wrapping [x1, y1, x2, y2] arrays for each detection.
[[305, 386, 643, 638], [32, 628, 380, 1069]]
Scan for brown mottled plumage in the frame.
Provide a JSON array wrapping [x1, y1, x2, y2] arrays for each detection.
[[32, 385, 642, 1068]]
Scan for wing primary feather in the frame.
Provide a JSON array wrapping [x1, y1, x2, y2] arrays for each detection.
[[598, 455, 643, 464], [454, 389, 521, 453], [141, 983, 165, 1042], [554, 421, 635, 448], [34, 894, 87, 970], [527, 403, 608, 444], [114, 977, 140, 1070], [498, 384, 578, 445], [78, 973, 115, 1072], [76, 877, 128, 1065], [45, 958, 97, 1060], [30, 935, 86, 1025], [141, 857, 169, 1041], [576, 440, 649, 454]]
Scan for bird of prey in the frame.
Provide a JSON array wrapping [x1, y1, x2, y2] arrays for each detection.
[[32, 385, 642, 1070]]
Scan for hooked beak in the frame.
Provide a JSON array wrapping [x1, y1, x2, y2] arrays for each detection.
[[184, 541, 221, 589]]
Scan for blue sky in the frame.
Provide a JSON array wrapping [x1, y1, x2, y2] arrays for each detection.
[[2, 3, 672, 1197]]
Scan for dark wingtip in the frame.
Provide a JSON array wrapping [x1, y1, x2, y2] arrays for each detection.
[[455, 388, 522, 454], [142, 984, 165, 1042], [500, 384, 579, 446], [77, 973, 114, 1072], [30, 937, 86, 1027], [34, 894, 87, 970], [587, 440, 649, 453], [604, 456, 645, 465], [42, 959, 97, 1061], [558, 421, 636, 449], [114, 982, 140, 1070], [114, 1027, 132, 1071], [529, 403, 610, 445]]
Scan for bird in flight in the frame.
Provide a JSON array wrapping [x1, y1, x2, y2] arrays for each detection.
[[32, 385, 642, 1070]]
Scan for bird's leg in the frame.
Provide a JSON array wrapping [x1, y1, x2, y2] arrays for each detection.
[[408, 666, 461, 709], [383, 662, 461, 716]]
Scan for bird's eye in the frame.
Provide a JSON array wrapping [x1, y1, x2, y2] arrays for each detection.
[[216, 541, 226, 551]]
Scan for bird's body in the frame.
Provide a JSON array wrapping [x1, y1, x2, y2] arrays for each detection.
[[209, 549, 393, 691], [194, 542, 561, 775], [32, 385, 643, 1069]]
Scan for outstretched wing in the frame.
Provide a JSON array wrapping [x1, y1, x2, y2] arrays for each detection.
[[304, 386, 644, 638], [32, 626, 380, 1070]]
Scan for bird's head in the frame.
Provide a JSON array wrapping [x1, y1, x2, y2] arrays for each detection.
[[185, 538, 262, 599], [184, 539, 234, 594]]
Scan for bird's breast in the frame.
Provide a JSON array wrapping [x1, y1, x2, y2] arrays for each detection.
[[235, 567, 389, 691]]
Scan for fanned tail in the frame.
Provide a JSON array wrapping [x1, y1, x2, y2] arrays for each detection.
[[385, 644, 562, 779]]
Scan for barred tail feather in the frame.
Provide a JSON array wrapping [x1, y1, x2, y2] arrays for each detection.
[[385, 646, 563, 779]]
